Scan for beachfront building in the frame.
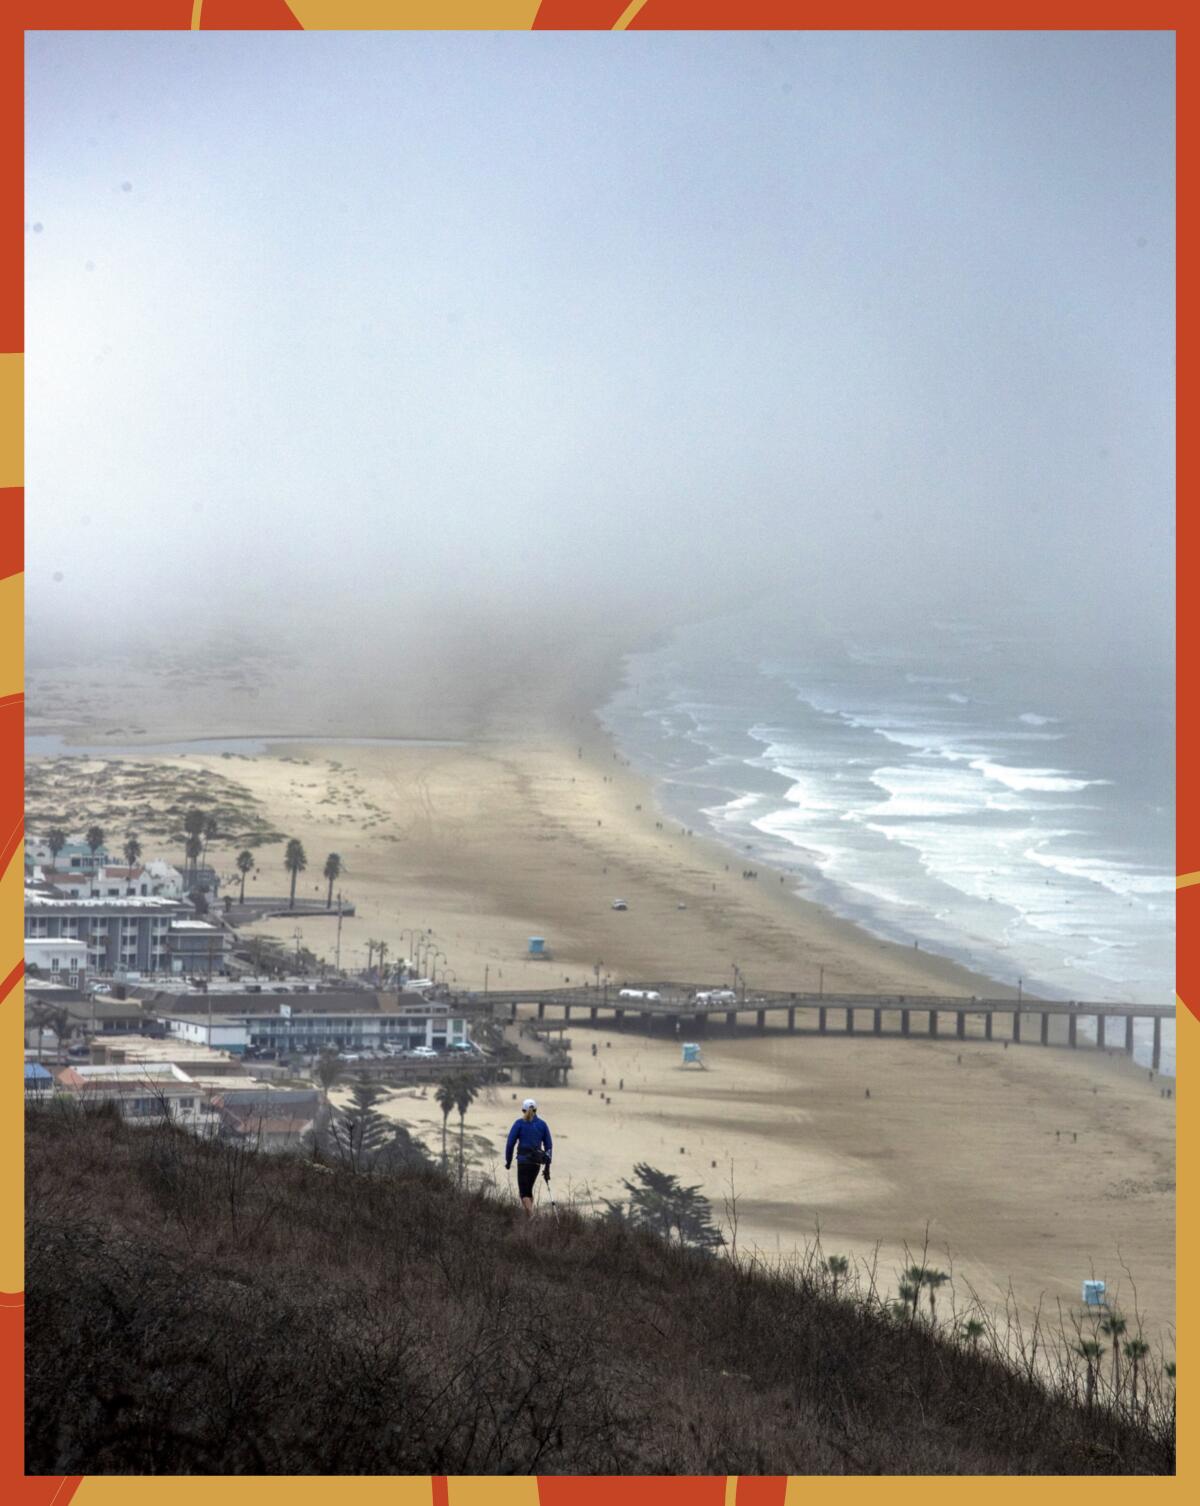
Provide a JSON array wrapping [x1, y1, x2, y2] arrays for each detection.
[[37, 860, 187, 901], [24, 937, 87, 987], [24, 891, 186, 976], [142, 860, 185, 898], [54, 1063, 222, 1134], [156, 1012, 251, 1055], [207, 1083, 319, 1152], [26, 836, 110, 872], [231, 1000, 468, 1055], [167, 919, 232, 975]]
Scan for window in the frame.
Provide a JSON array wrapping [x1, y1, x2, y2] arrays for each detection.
[[50, 957, 59, 971]]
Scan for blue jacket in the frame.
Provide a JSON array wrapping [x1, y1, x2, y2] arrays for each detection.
[[506, 1115, 552, 1167]]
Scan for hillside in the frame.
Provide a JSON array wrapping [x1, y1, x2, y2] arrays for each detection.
[[25, 1103, 1174, 1476]]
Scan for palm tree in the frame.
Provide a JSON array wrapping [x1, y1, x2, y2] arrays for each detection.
[[85, 825, 105, 870], [904, 1264, 927, 1319], [923, 1269, 950, 1324], [236, 849, 254, 903], [323, 853, 343, 909], [377, 940, 390, 982], [454, 1076, 477, 1186], [284, 839, 307, 906], [1076, 1340, 1105, 1408], [46, 828, 67, 870], [435, 1078, 457, 1170], [825, 1254, 850, 1300], [1123, 1338, 1150, 1410], [185, 833, 203, 882], [201, 813, 219, 867], [123, 833, 142, 872], [898, 1280, 920, 1319], [365, 939, 379, 975], [1101, 1313, 1128, 1394], [315, 1048, 341, 1104], [183, 809, 206, 874], [961, 1318, 986, 1347]]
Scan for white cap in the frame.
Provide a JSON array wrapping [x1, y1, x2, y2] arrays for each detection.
[[522, 1098, 537, 1111]]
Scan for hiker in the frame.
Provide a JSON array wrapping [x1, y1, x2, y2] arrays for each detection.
[[505, 1097, 553, 1218]]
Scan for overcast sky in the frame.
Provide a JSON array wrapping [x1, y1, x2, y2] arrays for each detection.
[[24, 30, 1174, 656]]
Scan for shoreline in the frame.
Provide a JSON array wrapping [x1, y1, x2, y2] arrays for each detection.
[[26, 640, 1173, 1013], [23, 634, 1175, 1340]]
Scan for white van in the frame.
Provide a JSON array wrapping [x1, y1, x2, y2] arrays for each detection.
[[618, 988, 662, 1001], [696, 988, 737, 1004]]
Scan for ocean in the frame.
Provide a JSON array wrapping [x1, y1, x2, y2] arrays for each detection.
[[600, 602, 1175, 1074]]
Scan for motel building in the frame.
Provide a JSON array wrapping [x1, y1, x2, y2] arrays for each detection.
[[227, 1001, 469, 1055]]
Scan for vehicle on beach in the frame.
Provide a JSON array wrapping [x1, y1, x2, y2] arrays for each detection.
[[611, 899, 628, 910]]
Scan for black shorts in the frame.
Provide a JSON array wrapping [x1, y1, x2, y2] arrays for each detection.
[[517, 1161, 542, 1199]]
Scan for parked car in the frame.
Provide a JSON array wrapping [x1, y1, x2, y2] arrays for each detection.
[[89, 983, 111, 995], [409, 1046, 438, 1059]]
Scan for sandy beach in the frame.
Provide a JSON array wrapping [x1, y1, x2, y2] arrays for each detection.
[[25, 624, 1177, 1347]]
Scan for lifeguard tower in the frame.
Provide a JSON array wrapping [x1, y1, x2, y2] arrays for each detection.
[[527, 936, 551, 960], [682, 1042, 706, 1069]]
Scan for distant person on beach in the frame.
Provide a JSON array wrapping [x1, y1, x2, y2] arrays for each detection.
[[505, 1098, 553, 1217]]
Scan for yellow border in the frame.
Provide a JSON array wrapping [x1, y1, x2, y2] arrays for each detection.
[[0, 353, 20, 488]]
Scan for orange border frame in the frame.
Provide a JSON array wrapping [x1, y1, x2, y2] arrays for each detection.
[[1, 5, 1185, 1501]]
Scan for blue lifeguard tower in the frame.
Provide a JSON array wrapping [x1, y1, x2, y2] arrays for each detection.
[[682, 1042, 705, 1068], [528, 936, 547, 959]]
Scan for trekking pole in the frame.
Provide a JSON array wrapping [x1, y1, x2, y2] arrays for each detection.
[[542, 1158, 560, 1224]]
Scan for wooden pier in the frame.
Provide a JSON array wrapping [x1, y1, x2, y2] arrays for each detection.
[[466, 987, 1174, 1071]]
